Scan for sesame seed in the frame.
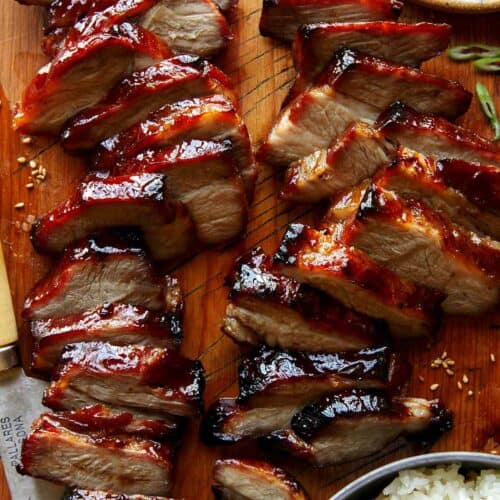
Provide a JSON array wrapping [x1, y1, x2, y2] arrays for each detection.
[[446, 359, 455, 366], [491, 450, 498, 454], [491, 353, 496, 363], [25, 182, 34, 189], [442, 361, 449, 369], [446, 369, 454, 376], [14, 202, 25, 209], [418, 376, 424, 383], [21, 222, 30, 232], [433, 358, 443, 366], [467, 390, 474, 397], [430, 383, 439, 391], [441, 351, 448, 360], [29, 160, 37, 168], [17, 156, 27, 164], [457, 381, 463, 390], [463, 374, 469, 384], [21, 136, 32, 144]]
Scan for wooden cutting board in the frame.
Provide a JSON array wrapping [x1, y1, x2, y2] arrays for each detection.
[[0, 2, 499, 498]]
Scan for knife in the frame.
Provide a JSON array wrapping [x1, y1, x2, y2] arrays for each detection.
[[0, 244, 64, 500]]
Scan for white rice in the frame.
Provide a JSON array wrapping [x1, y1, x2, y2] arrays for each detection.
[[377, 463, 500, 500]]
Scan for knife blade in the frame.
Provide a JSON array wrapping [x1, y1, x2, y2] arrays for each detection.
[[0, 244, 64, 500]]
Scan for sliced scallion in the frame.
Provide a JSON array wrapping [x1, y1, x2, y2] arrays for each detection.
[[476, 83, 500, 141], [448, 44, 500, 61]]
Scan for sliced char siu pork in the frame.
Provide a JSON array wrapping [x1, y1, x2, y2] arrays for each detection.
[[30, 173, 196, 261], [274, 224, 443, 337], [18, 411, 175, 496], [282, 122, 394, 203], [222, 247, 386, 352], [30, 303, 182, 373], [45, 0, 230, 59], [14, 22, 171, 136], [61, 55, 236, 151], [281, 102, 500, 203], [92, 94, 257, 201], [340, 183, 500, 315], [200, 346, 407, 443], [377, 102, 500, 167], [264, 389, 452, 466], [259, 0, 403, 43], [43, 342, 204, 418], [376, 149, 500, 240], [292, 22, 451, 95], [23, 233, 179, 320], [213, 459, 309, 500], [65, 490, 173, 499], [259, 49, 471, 168]]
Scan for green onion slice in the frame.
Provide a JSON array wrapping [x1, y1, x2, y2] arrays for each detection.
[[476, 83, 500, 141], [448, 44, 500, 61], [474, 57, 500, 73]]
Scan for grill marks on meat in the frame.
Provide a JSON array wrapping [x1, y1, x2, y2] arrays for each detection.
[[23, 233, 175, 319], [341, 184, 500, 315], [43, 342, 204, 418], [30, 303, 182, 374], [61, 55, 236, 151], [282, 122, 394, 203], [200, 346, 406, 443], [14, 22, 171, 136], [259, 49, 471, 167], [222, 247, 385, 352], [264, 390, 452, 465], [292, 22, 451, 94], [18, 412, 175, 495], [274, 224, 443, 337], [378, 149, 500, 240], [30, 173, 197, 261], [259, 0, 403, 43], [212, 459, 309, 500]]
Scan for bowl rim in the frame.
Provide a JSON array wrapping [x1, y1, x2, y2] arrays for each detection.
[[332, 452, 500, 500]]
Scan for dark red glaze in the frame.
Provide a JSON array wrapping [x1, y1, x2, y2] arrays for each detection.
[[92, 94, 237, 170], [316, 49, 471, 120], [23, 232, 167, 319], [438, 159, 500, 212], [43, 342, 205, 416], [348, 184, 500, 281], [237, 345, 408, 404], [260, 0, 403, 42], [274, 223, 444, 318], [200, 398, 241, 445], [61, 55, 236, 150], [376, 102, 500, 166], [228, 247, 386, 347], [30, 172, 176, 256], [292, 22, 451, 87], [30, 303, 183, 374], [15, 22, 171, 135]]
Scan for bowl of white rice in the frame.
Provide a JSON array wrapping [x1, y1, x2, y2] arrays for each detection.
[[331, 452, 500, 500]]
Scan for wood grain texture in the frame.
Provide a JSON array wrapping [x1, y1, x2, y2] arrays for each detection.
[[0, 1, 499, 499]]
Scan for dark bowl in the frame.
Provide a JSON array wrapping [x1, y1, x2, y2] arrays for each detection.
[[331, 452, 500, 500]]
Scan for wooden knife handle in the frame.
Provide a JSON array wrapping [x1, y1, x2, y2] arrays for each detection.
[[0, 244, 17, 348]]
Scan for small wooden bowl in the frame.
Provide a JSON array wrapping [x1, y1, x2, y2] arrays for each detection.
[[410, 0, 500, 13]]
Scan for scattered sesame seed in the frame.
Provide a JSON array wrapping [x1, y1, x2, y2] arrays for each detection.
[[457, 381, 463, 390], [21, 222, 30, 232], [491, 450, 498, 454], [430, 383, 439, 391], [463, 374, 469, 384], [434, 358, 443, 366], [491, 353, 496, 363], [14, 202, 25, 209], [16, 156, 27, 164], [446, 369, 454, 376], [442, 360, 449, 369], [418, 376, 424, 383], [446, 359, 455, 366], [441, 351, 448, 360], [467, 390, 474, 397], [29, 160, 37, 168], [21, 136, 32, 144], [25, 182, 34, 189]]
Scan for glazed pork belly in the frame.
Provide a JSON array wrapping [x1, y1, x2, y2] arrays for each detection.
[[292, 22, 451, 94], [281, 122, 394, 203], [43, 342, 204, 418], [92, 94, 257, 201], [259, 0, 403, 43], [377, 149, 500, 240], [340, 184, 500, 315], [61, 55, 236, 151], [65, 490, 172, 500], [222, 247, 386, 352], [264, 389, 452, 466], [377, 102, 500, 167], [274, 224, 443, 337], [200, 345, 406, 443], [30, 303, 182, 373], [23, 233, 178, 320], [259, 49, 471, 167], [30, 172, 197, 261], [18, 412, 175, 495], [213, 459, 308, 500], [14, 22, 170, 136]]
